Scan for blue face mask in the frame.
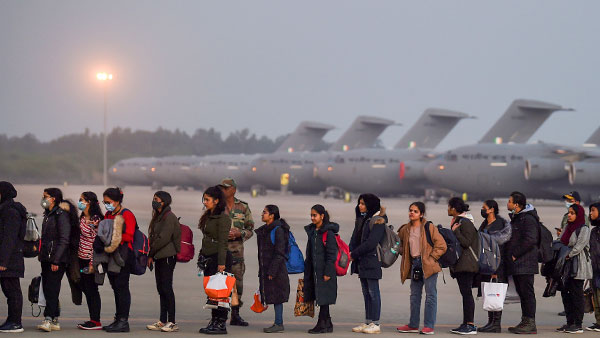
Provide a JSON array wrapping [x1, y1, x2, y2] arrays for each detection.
[[78, 201, 87, 211], [104, 203, 116, 212]]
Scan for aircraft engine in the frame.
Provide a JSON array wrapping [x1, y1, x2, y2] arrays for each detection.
[[568, 161, 600, 185], [400, 160, 427, 181], [524, 158, 567, 181]]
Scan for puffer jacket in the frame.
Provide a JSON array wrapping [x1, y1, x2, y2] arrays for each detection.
[[303, 222, 339, 306], [148, 206, 181, 260], [256, 219, 290, 305], [506, 204, 540, 275], [349, 210, 387, 280], [398, 219, 447, 283], [39, 202, 72, 265]]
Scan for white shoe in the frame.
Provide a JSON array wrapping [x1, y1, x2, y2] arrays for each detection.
[[50, 319, 60, 331], [161, 322, 179, 332], [353, 323, 369, 333], [37, 319, 51, 332], [146, 321, 165, 331], [363, 323, 381, 334]]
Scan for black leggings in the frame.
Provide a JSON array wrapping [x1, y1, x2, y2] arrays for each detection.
[[79, 259, 101, 322], [107, 249, 132, 320], [155, 256, 177, 323], [455, 272, 476, 324], [0, 277, 23, 325], [318, 305, 330, 320]]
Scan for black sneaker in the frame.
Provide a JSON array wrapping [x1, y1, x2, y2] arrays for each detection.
[[78, 321, 102, 330], [452, 324, 477, 335], [587, 323, 600, 332], [564, 325, 583, 334], [556, 324, 569, 332], [559, 311, 566, 316], [0, 322, 24, 333], [450, 324, 467, 334]]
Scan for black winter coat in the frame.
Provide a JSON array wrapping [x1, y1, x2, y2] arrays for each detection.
[[506, 207, 540, 275], [590, 226, 600, 280], [303, 222, 339, 306], [39, 203, 72, 265], [256, 219, 290, 305], [478, 217, 509, 281], [0, 199, 26, 278], [349, 215, 386, 280]]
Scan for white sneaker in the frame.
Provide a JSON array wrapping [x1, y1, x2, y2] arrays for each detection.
[[363, 323, 381, 334], [161, 322, 179, 332], [146, 321, 165, 331], [353, 323, 370, 333], [50, 319, 60, 331], [37, 319, 52, 332]]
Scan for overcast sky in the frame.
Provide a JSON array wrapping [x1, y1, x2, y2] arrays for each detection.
[[1, 1, 598, 150]]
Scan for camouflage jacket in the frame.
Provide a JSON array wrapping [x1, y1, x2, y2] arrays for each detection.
[[227, 198, 254, 242]]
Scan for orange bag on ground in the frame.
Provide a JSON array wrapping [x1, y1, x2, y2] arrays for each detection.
[[250, 288, 268, 313]]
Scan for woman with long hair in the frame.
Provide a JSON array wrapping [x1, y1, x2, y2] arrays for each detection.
[[76, 191, 104, 330], [198, 186, 232, 335]]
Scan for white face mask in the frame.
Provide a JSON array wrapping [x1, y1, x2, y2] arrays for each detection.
[[565, 201, 574, 209]]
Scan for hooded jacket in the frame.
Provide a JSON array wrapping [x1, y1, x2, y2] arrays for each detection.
[[256, 219, 290, 305], [349, 210, 387, 280], [398, 219, 447, 283], [39, 202, 72, 265], [506, 204, 540, 275], [148, 206, 181, 260], [0, 193, 26, 278], [303, 222, 339, 306]]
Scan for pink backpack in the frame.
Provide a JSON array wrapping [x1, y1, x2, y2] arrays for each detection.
[[322, 232, 350, 276], [177, 223, 195, 263]]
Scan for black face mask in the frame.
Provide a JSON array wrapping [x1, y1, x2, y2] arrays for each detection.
[[152, 201, 162, 211], [481, 209, 488, 219]]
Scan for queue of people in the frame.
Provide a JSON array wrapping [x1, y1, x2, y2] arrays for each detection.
[[2, 179, 600, 335]]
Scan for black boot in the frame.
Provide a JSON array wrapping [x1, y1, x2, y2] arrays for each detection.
[[230, 306, 249, 326], [308, 319, 327, 334], [479, 311, 495, 332], [206, 317, 227, 335], [491, 311, 502, 333], [200, 317, 217, 334], [508, 316, 536, 334], [325, 317, 333, 333], [102, 317, 118, 331], [105, 318, 130, 333]]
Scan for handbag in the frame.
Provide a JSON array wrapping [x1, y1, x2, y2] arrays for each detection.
[[482, 279, 508, 311], [203, 272, 236, 299], [250, 288, 268, 313], [293, 279, 315, 317], [584, 280, 595, 314]]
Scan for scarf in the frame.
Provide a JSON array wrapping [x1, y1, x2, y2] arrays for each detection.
[[561, 204, 586, 246]]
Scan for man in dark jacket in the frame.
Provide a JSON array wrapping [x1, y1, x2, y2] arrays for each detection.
[[0, 182, 26, 333], [506, 191, 539, 334]]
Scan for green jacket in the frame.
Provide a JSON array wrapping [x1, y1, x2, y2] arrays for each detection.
[[200, 213, 231, 265], [148, 206, 182, 260]]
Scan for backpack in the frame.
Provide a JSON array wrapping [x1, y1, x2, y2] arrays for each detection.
[[23, 213, 40, 258], [177, 222, 195, 263], [537, 220, 553, 263], [425, 222, 462, 268], [131, 226, 150, 275], [270, 226, 304, 274], [321, 232, 350, 276], [367, 216, 401, 268], [478, 231, 501, 275], [28, 275, 43, 317]]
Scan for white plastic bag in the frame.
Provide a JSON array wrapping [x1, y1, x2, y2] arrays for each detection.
[[482, 281, 508, 311]]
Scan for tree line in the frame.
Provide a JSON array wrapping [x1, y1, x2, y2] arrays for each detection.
[[0, 127, 330, 184]]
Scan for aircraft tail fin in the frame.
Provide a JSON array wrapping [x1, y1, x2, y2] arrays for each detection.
[[275, 121, 334, 153], [478, 99, 573, 144], [584, 127, 600, 147], [394, 109, 472, 149], [328, 116, 396, 152]]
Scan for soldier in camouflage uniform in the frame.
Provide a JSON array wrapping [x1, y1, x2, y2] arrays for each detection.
[[219, 178, 254, 327]]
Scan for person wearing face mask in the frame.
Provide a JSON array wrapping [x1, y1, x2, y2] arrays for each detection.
[[146, 191, 181, 333], [505, 191, 539, 334], [198, 186, 232, 335], [559, 192, 589, 237], [556, 204, 592, 334], [396, 202, 447, 336], [303, 204, 339, 334], [101, 187, 137, 333], [37, 188, 72, 332], [0, 182, 27, 333], [587, 202, 600, 332], [349, 193, 387, 334], [475, 200, 511, 333], [76, 191, 104, 330]]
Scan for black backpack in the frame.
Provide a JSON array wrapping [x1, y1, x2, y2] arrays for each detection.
[[424, 222, 461, 268], [537, 220, 553, 263], [27, 276, 43, 317]]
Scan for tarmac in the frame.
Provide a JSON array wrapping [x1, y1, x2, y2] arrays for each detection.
[[1, 184, 595, 337]]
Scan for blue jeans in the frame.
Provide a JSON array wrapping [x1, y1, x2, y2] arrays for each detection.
[[274, 303, 283, 325], [409, 258, 438, 329], [360, 278, 381, 323]]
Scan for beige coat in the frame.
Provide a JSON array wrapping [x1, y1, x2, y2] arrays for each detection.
[[398, 219, 447, 284]]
